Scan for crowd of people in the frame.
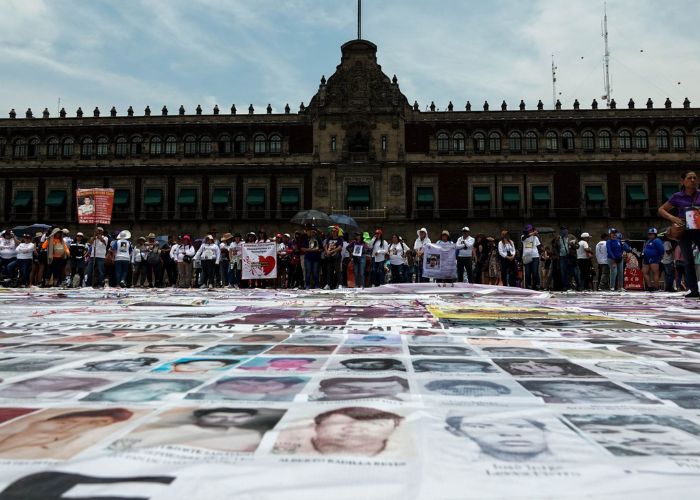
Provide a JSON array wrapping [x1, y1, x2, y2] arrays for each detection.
[[0, 170, 697, 297]]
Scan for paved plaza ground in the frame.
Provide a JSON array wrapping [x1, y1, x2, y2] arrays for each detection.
[[0, 284, 698, 499]]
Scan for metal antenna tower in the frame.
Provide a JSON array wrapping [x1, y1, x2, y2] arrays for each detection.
[[602, 2, 612, 107], [357, 0, 362, 39], [551, 55, 558, 108]]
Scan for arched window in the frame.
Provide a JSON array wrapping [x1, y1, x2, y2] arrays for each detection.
[[149, 136, 163, 155], [12, 138, 27, 158], [0, 138, 6, 158], [524, 131, 538, 152], [452, 132, 465, 153], [129, 136, 143, 156], [437, 132, 449, 153], [234, 135, 246, 154], [62, 137, 74, 158], [472, 132, 485, 153], [582, 131, 595, 152], [508, 131, 521, 152], [562, 131, 574, 151], [218, 134, 231, 154], [81, 137, 94, 158], [619, 130, 632, 151], [165, 135, 177, 155], [544, 132, 558, 152], [115, 137, 127, 157], [254, 134, 266, 154], [598, 130, 612, 151], [488, 132, 501, 152], [694, 130, 700, 151], [656, 129, 669, 151], [199, 136, 212, 154], [672, 129, 686, 151], [96, 137, 109, 157], [634, 130, 648, 150], [184, 135, 196, 155], [269, 134, 282, 153], [46, 137, 59, 158], [27, 138, 39, 157]]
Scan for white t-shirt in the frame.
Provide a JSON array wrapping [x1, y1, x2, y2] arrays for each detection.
[[414, 237, 431, 253], [371, 238, 389, 263], [196, 243, 220, 263], [92, 237, 108, 259], [220, 242, 231, 260], [498, 241, 516, 259], [0, 238, 17, 259], [521, 235, 541, 260], [577, 240, 591, 259], [456, 235, 475, 257], [341, 241, 350, 259], [229, 241, 242, 263], [16, 242, 35, 260], [112, 239, 132, 261], [388, 242, 407, 266], [595, 240, 608, 265], [171, 244, 195, 263], [662, 241, 674, 265]]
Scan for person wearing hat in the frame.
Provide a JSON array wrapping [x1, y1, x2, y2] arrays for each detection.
[[606, 228, 630, 291], [86, 227, 108, 288], [15, 233, 36, 287], [110, 230, 133, 288], [219, 233, 234, 287], [170, 235, 195, 288], [347, 232, 369, 288], [287, 231, 304, 289], [552, 226, 580, 291], [456, 226, 475, 283], [497, 229, 516, 287], [69, 232, 88, 287], [577, 233, 594, 291], [413, 227, 431, 283], [642, 227, 664, 291], [0, 229, 18, 283], [369, 229, 389, 287], [41, 227, 70, 287], [521, 225, 541, 290], [194, 234, 220, 289], [594, 233, 610, 291], [142, 233, 162, 288]]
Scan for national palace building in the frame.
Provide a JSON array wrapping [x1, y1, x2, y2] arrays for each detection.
[[0, 39, 698, 237]]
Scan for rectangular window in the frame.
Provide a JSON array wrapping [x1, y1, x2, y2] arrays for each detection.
[[585, 185, 606, 216], [661, 184, 677, 204], [247, 187, 266, 218], [502, 186, 521, 217], [472, 186, 491, 217], [144, 188, 164, 218], [211, 187, 232, 218], [177, 188, 197, 218], [330, 136, 337, 152], [625, 184, 647, 216], [381, 135, 388, 152], [280, 187, 300, 215], [116, 141, 128, 157], [346, 185, 370, 209], [47, 142, 59, 158], [13, 190, 33, 214], [416, 187, 434, 209]]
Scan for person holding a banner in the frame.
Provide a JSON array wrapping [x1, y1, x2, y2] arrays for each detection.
[[171, 235, 195, 288], [110, 231, 133, 288], [42, 228, 70, 287], [658, 170, 700, 298], [86, 227, 108, 288], [195, 235, 220, 289], [388, 234, 409, 283], [301, 226, 322, 289], [0, 229, 18, 282], [323, 226, 344, 290], [413, 228, 431, 283], [347, 232, 369, 288]]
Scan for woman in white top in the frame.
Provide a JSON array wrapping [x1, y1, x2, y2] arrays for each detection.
[[369, 230, 389, 287], [0, 230, 18, 281], [229, 233, 243, 287], [520, 225, 541, 290], [498, 230, 517, 287], [388, 234, 408, 283], [195, 235, 220, 289], [15, 234, 36, 287], [413, 227, 431, 283], [171, 236, 196, 288]]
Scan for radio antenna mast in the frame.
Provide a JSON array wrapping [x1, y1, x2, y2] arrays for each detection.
[[551, 55, 558, 109], [357, 0, 362, 39], [602, 2, 612, 107]]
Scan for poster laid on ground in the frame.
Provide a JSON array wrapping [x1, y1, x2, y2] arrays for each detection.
[[242, 242, 278, 279], [76, 188, 114, 225], [422, 242, 456, 280], [0, 286, 698, 499]]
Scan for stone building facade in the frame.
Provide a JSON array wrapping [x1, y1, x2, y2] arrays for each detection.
[[0, 39, 698, 238]]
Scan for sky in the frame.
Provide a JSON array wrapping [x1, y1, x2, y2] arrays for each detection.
[[0, 0, 698, 116]]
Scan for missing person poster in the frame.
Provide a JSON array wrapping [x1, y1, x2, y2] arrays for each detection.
[[76, 188, 114, 225], [242, 242, 278, 279], [422, 243, 456, 280]]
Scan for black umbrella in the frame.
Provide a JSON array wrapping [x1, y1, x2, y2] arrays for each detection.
[[290, 210, 331, 227], [330, 214, 360, 231]]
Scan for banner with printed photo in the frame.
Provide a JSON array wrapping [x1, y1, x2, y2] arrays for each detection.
[[76, 188, 114, 225], [422, 243, 456, 280], [242, 242, 278, 280]]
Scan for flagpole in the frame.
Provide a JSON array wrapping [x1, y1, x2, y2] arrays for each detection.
[[357, 0, 361, 39]]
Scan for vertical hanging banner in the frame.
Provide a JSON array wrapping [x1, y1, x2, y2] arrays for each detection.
[[242, 242, 278, 279], [76, 188, 114, 225], [422, 242, 456, 280], [623, 251, 644, 290]]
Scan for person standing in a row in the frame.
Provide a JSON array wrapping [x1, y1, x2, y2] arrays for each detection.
[[456, 227, 475, 283], [195, 234, 220, 289]]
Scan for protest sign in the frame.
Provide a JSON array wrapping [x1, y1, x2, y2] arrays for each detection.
[[242, 242, 278, 279], [76, 188, 114, 225]]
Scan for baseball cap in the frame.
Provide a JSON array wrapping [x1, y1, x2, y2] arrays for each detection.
[[648, 227, 658, 234], [462, 226, 470, 232], [580, 232, 590, 238]]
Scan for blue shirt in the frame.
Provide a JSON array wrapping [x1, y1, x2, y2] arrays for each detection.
[[606, 239, 623, 260], [643, 238, 664, 260]]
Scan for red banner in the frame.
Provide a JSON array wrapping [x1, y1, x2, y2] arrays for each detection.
[[76, 188, 114, 225]]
